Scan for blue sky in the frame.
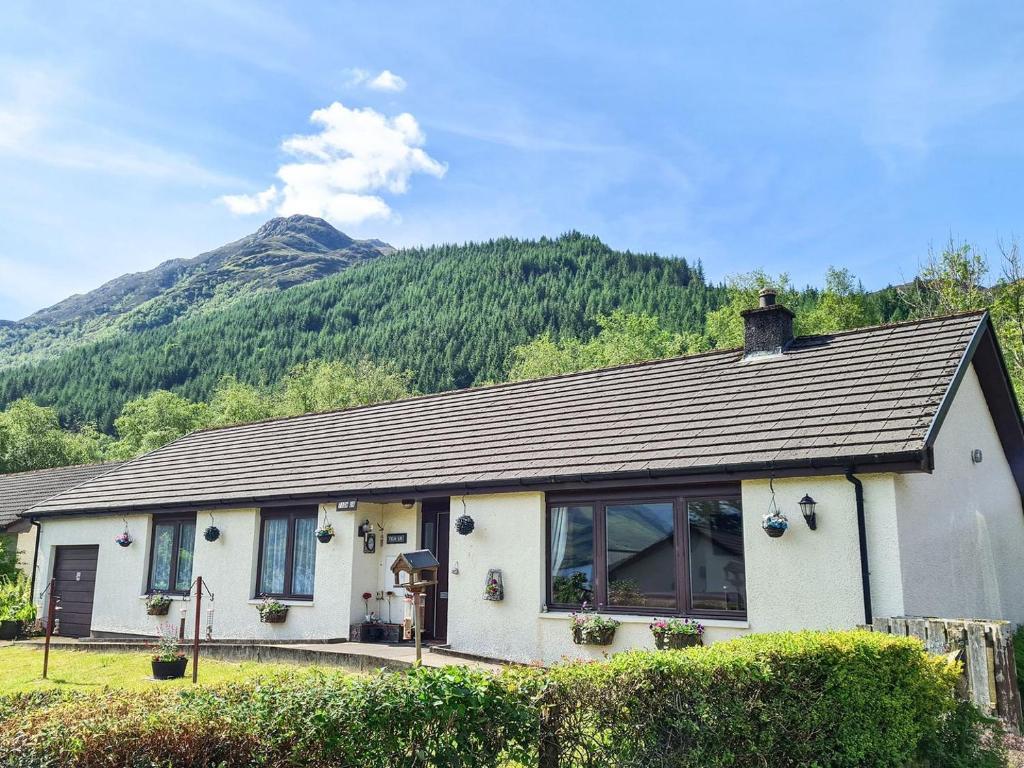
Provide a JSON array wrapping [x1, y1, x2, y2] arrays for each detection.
[[1, 2, 1022, 320]]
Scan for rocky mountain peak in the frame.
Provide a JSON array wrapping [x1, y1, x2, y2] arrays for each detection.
[[253, 215, 355, 252]]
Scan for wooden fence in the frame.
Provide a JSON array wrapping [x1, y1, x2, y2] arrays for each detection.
[[865, 617, 1022, 735]]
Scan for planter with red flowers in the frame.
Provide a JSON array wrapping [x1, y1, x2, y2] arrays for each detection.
[[649, 617, 704, 650]]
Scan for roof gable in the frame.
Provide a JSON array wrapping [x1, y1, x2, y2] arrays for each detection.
[[30, 311, 1014, 516]]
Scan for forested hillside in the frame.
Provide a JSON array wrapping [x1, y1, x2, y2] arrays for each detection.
[[0, 232, 726, 430]]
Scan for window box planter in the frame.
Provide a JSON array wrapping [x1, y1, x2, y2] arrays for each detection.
[[151, 657, 187, 680], [145, 595, 172, 616], [572, 623, 617, 645], [260, 608, 288, 623], [655, 632, 702, 650], [570, 609, 620, 645], [257, 597, 289, 623], [650, 617, 705, 650]]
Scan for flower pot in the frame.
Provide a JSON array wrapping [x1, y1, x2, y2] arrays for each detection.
[[151, 657, 188, 680], [116, 539, 132, 548], [0, 620, 18, 641], [204, 526, 220, 542], [654, 632, 702, 650], [146, 602, 170, 616], [261, 609, 288, 624], [316, 531, 334, 543], [572, 624, 616, 646], [764, 525, 786, 538]]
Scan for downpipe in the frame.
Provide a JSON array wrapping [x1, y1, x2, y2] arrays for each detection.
[[845, 471, 873, 625]]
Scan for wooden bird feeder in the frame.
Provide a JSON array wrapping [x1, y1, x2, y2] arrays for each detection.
[[390, 550, 440, 663], [390, 549, 440, 592]]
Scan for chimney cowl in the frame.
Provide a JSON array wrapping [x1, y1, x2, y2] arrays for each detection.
[[740, 288, 795, 358]]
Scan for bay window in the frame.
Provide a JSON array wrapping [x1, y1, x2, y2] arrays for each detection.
[[547, 488, 745, 618], [257, 507, 317, 599], [147, 515, 196, 595]]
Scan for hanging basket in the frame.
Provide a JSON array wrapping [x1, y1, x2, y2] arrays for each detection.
[[764, 524, 787, 538], [455, 514, 475, 535], [115, 532, 133, 548], [572, 623, 617, 646], [204, 525, 221, 542], [316, 530, 334, 543]]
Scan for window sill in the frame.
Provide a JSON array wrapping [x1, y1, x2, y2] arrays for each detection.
[[246, 599, 314, 607], [138, 594, 189, 600], [538, 611, 749, 629]]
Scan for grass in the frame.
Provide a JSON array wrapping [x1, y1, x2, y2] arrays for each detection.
[[0, 644, 315, 692]]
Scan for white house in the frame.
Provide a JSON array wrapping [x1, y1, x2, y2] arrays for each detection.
[[22, 296, 1024, 665]]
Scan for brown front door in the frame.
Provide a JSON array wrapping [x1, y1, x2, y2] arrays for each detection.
[[421, 499, 450, 642], [52, 545, 99, 638]]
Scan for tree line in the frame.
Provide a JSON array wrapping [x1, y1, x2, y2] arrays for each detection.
[[2, 236, 1021, 476]]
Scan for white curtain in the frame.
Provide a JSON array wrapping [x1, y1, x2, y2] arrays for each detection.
[[549, 506, 568, 578], [174, 522, 196, 592], [260, 518, 287, 594], [149, 523, 174, 591], [291, 517, 317, 596]]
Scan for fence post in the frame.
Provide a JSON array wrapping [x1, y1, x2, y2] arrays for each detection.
[[41, 577, 57, 679], [991, 624, 1023, 735], [192, 576, 202, 684]]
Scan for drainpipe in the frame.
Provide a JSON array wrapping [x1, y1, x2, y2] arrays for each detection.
[[29, 518, 42, 598], [845, 471, 873, 626]]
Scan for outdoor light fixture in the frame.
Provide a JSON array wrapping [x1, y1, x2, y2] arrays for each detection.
[[799, 494, 817, 530], [357, 520, 371, 537], [401, 499, 415, 509]]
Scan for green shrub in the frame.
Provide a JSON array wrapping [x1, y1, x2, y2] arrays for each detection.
[[0, 631, 992, 768], [1014, 626, 1024, 704], [543, 630, 961, 768], [0, 574, 34, 624]]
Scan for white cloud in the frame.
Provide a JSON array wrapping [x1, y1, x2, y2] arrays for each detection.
[[344, 68, 407, 93], [218, 184, 278, 214], [219, 101, 446, 227], [367, 69, 406, 92]]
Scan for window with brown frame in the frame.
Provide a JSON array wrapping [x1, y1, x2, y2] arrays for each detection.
[[256, 507, 318, 599], [147, 514, 197, 595], [546, 487, 746, 618]]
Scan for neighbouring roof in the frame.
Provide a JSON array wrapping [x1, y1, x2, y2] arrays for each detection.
[[1, 462, 124, 529], [27, 311, 1024, 517]]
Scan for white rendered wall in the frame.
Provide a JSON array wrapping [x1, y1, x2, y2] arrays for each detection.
[[895, 364, 1024, 622], [33, 504, 355, 640], [741, 474, 903, 633]]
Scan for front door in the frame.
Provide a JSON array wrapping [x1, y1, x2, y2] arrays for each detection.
[[420, 499, 450, 642], [52, 545, 99, 638]]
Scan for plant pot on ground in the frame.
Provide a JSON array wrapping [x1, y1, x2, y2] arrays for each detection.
[[257, 597, 289, 623], [0, 621, 18, 641], [650, 617, 705, 650], [150, 623, 187, 679], [570, 607, 620, 646]]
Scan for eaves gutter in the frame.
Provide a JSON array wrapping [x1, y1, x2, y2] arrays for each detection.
[[24, 449, 931, 520]]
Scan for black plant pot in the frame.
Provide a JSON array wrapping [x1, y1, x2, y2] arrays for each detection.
[[116, 539, 132, 548], [316, 531, 334, 543], [151, 657, 188, 680], [764, 526, 787, 538], [0, 620, 18, 641], [654, 632, 702, 650], [204, 525, 220, 542], [455, 514, 475, 535]]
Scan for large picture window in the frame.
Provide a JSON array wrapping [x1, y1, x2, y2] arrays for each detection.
[[147, 515, 196, 595], [257, 507, 317, 599], [547, 488, 745, 618]]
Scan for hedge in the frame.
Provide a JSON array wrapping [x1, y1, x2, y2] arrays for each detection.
[[0, 631, 1002, 768]]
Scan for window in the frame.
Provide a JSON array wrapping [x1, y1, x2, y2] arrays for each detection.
[[547, 488, 745, 618], [257, 507, 318, 599], [147, 515, 196, 594]]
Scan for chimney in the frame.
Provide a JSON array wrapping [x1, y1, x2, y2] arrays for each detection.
[[740, 288, 795, 357]]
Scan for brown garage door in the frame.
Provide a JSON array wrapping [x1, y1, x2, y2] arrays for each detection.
[[53, 545, 99, 638]]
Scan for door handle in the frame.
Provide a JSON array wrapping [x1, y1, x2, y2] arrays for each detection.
[[439, 591, 449, 599]]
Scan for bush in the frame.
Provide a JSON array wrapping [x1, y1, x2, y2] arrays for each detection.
[[0, 630, 993, 768], [543, 631, 961, 768], [0, 574, 34, 624]]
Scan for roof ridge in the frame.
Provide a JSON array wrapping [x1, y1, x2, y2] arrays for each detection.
[[791, 308, 987, 343], [0, 459, 123, 480]]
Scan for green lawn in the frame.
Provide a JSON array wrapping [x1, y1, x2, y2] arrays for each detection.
[[0, 644, 314, 692]]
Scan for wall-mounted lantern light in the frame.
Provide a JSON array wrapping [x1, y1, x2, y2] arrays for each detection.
[[357, 519, 372, 537], [401, 499, 415, 509], [799, 494, 817, 530]]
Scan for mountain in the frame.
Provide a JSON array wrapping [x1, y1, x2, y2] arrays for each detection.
[[0, 215, 393, 369], [0, 230, 724, 430]]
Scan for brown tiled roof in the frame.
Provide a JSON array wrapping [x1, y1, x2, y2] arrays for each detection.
[[30, 312, 1001, 516], [1, 462, 124, 528]]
